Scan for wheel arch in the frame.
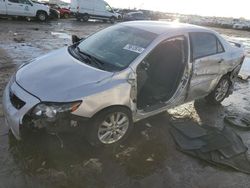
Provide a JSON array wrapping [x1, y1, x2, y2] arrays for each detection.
[[36, 10, 48, 17], [91, 105, 133, 119]]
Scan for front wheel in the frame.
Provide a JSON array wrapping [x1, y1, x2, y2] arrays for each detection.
[[63, 13, 69, 19], [37, 11, 47, 22], [206, 75, 231, 104], [86, 107, 133, 146], [110, 16, 116, 24]]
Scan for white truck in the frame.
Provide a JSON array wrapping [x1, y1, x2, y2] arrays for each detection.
[[71, 0, 118, 23], [0, 0, 50, 21]]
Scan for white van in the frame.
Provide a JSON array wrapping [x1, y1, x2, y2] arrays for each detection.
[[0, 0, 50, 21], [72, 0, 118, 23]]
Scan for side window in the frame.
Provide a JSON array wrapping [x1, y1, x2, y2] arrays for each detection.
[[137, 36, 188, 93], [18, 0, 31, 4], [217, 39, 224, 53], [8, 0, 19, 3], [146, 36, 188, 66], [105, 4, 112, 12], [190, 32, 223, 60]]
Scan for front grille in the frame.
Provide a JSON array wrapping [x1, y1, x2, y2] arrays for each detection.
[[9, 90, 25, 109]]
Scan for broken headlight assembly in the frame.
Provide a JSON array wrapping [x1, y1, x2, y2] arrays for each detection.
[[31, 101, 82, 121]]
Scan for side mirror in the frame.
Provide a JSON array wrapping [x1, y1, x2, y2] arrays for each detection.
[[72, 35, 82, 44]]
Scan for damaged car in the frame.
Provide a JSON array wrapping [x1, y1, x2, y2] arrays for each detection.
[[2, 21, 245, 146]]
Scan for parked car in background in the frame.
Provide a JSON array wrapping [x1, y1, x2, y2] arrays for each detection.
[[49, 7, 60, 19], [113, 8, 123, 20], [3, 22, 245, 146], [71, 0, 118, 23], [0, 0, 49, 21], [44, 3, 71, 19], [123, 11, 150, 21], [32, 1, 59, 19]]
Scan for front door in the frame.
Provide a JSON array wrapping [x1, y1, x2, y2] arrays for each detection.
[[136, 35, 190, 110], [187, 32, 225, 100], [94, 1, 112, 18], [18, 0, 34, 17]]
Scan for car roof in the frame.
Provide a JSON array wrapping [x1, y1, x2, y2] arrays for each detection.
[[120, 21, 214, 35]]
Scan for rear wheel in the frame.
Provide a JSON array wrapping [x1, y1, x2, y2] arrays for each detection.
[[206, 75, 231, 104], [79, 14, 89, 22], [86, 107, 133, 146], [37, 11, 47, 22]]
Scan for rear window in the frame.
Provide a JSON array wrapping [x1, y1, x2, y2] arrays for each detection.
[[190, 32, 224, 59]]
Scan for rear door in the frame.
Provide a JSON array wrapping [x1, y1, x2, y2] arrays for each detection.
[[187, 32, 225, 100], [0, 0, 7, 14]]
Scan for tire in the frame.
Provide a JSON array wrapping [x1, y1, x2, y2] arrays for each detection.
[[37, 11, 47, 22], [86, 107, 133, 147], [63, 13, 69, 19], [79, 14, 89, 22], [110, 16, 116, 24], [206, 75, 231, 104]]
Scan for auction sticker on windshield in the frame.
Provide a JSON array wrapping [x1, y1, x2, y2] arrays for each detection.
[[123, 44, 145, 54]]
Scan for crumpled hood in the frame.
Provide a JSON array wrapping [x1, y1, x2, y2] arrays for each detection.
[[16, 48, 114, 102]]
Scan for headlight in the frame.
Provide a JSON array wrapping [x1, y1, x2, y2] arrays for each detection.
[[32, 101, 82, 121]]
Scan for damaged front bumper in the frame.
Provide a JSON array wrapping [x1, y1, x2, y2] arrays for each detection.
[[2, 80, 40, 140]]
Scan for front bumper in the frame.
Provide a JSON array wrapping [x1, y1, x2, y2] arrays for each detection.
[[2, 80, 40, 140]]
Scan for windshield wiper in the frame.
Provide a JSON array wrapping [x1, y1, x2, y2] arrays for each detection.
[[76, 47, 104, 69]]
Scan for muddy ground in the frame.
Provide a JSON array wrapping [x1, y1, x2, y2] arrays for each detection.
[[0, 19, 250, 188]]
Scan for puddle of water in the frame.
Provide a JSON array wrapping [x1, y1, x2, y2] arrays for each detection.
[[0, 43, 44, 65], [51, 32, 71, 40]]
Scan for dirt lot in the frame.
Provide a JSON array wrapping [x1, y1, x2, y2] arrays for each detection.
[[0, 19, 250, 188]]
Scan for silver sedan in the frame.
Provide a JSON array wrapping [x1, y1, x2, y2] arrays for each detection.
[[2, 21, 245, 146]]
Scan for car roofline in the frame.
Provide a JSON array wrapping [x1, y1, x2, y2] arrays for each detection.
[[118, 21, 216, 35]]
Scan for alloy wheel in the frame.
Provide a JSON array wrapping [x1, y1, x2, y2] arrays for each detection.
[[214, 79, 230, 102], [98, 112, 129, 144]]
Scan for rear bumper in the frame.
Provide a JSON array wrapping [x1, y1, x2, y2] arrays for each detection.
[[2, 79, 40, 140]]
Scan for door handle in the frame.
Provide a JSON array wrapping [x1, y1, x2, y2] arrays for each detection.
[[19, 4, 23, 6], [8, 3, 12, 5], [218, 58, 224, 64]]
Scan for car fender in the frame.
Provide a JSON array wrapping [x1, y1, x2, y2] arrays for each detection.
[[34, 4, 50, 15], [72, 80, 133, 118]]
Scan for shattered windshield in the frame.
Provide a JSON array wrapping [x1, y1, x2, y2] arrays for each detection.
[[77, 25, 158, 71]]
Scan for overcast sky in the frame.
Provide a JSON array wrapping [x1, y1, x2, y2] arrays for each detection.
[[105, 0, 250, 19]]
